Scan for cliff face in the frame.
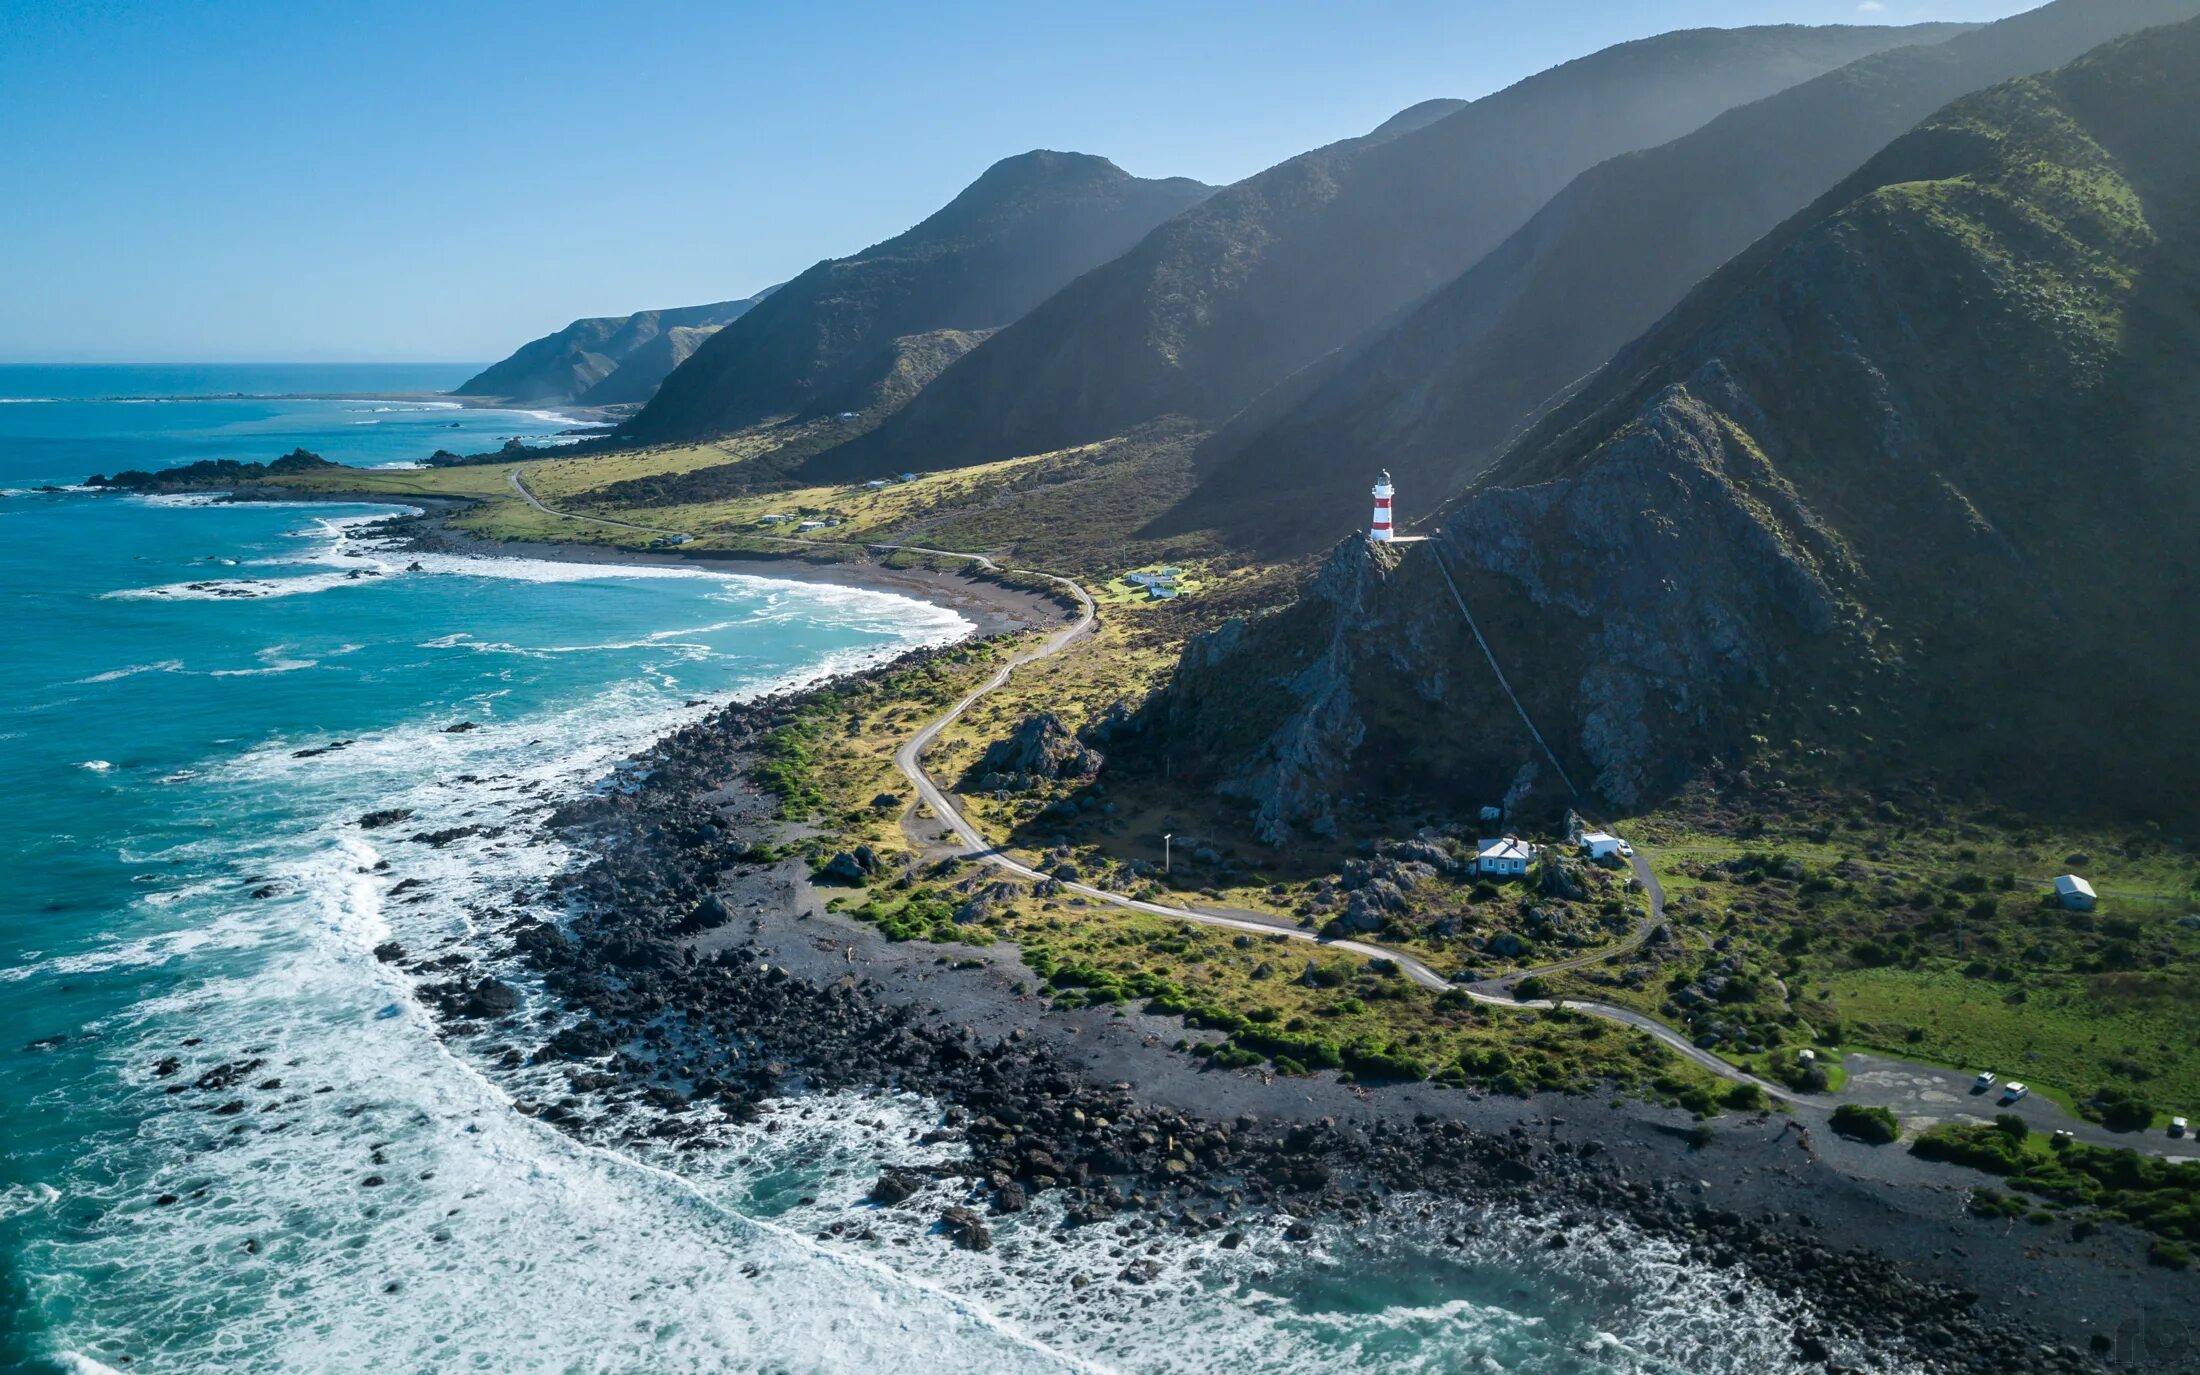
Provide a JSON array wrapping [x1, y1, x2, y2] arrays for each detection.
[[1156, 537, 1543, 843], [1154, 18, 2200, 833]]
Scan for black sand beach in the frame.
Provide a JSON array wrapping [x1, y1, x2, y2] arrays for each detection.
[[300, 500, 2200, 1372]]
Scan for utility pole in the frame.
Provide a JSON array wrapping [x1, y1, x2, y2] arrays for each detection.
[[1163, 833, 1173, 875]]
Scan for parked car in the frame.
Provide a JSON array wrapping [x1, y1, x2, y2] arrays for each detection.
[[1617, 841, 1635, 858], [2001, 1082, 2029, 1103], [2172, 1117, 2188, 1138], [1973, 1071, 1997, 1091]]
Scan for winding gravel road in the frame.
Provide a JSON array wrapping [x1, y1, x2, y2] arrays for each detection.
[[881, 559, 2200, 1156]]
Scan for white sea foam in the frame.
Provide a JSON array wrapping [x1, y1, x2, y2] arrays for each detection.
[[78, 759, 112, 772], [0, 1182, 60, 1220], [76, 660, 185, 684], [209, 646, 318, 676], [0, 914, 262, 984], [18, 515, 1862, 1373]]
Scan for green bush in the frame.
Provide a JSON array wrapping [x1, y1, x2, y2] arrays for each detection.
[[1830, 1104, 1901, 1145], [2086, 1087, 2158, 1133], [1725, 1083, 1767, 1112], [1911, 1122, 2023, 1172]]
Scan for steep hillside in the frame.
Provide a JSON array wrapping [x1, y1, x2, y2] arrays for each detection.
[[621, 152, 1211, 443], [1151, 18, 2200, 838], [454, 294, 770, 404], [1183, 0, 2200, 556], [572, 325, 721, 406], [805, 22, 1962, 481]]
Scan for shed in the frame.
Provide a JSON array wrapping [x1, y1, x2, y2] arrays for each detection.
[[1580, 831, 1625, 861], [2054, 874, 2098, 911]]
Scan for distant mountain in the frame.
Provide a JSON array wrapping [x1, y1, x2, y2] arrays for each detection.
[[455, 293, 773, 406], [621, 152, 1213, 444], [1151, 16, 2200, 838], [572, 326, 722, 407], [1180, 0, 2200, 556], [803, 22, 1963, 482]]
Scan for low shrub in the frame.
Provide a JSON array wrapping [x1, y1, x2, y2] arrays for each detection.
[[1830, 1104, 1901, 1145]]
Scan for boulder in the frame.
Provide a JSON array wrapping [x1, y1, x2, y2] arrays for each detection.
[[939, 1205, 993, 1251], [868, 1170, 925, 1206]]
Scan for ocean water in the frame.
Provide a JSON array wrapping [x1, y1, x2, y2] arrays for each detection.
[[0, 368, 1883, 1374]]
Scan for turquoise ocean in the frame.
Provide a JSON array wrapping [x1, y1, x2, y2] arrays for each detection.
[[0, 366, 1849, 1374]]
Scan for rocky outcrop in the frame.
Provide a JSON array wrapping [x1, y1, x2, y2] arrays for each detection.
[[1153, 535, 1543, 842], [1150, 25, 2200, 826], [970, 712, 1102, 791]]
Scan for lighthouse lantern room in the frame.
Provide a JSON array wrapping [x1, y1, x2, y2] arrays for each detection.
[[1370, 470, 1395, 543]]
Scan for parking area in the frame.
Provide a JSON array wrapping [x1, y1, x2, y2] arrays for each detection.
[[1840, 1054, 2200, 1158]]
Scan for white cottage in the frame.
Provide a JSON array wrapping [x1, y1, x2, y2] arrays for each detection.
[[1476, 836, 1535, 876], [2054, 874, 2098, 911]]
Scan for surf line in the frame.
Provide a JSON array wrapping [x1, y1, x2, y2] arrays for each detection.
[[408, 1011, 1114, 1374]]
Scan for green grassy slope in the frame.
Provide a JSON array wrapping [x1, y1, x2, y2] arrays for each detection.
[[1176, 0, 2200, 558], [1444, 15, 2200, 820], [1151, 17, 2200, 838]]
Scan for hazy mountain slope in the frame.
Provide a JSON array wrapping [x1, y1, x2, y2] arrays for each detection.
[[807, 22, 1962, 482], [454, 295, 769, 404], [620, 152, 1212, 443], [572, 325, 721, 406], [1152, 18, 2200, 838], [1184, 0, 2200, 556]]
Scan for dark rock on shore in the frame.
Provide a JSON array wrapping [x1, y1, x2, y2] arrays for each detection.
[[968, 711, 1102, 792], [419, 638, 2147, 1375]]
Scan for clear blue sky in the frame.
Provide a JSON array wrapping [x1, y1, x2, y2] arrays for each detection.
[[0, 0, 2033, 363]]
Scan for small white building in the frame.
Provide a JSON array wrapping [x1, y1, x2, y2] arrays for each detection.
[[864, 479, 890, 490], [1581, 831, 1626, 862], [759, 513, 792, 524], [1476, 836, 1535, 876], [797, 519, 827, 532], [2055, 874, 2098, 911]]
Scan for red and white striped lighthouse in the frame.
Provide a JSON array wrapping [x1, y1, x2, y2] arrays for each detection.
[[1370, 469, 1395, 543]]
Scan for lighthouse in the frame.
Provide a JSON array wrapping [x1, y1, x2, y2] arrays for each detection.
[[1370, 470, 1395, 543]]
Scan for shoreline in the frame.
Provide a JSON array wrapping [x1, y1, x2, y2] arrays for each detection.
[[180, 488, 2200, 1369], [232, 490, 1072, 641], [415, 644, 2184, 1375]]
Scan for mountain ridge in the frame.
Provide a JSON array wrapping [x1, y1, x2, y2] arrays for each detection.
[[619, 151, 1212, 444], [798, 22, 1967, 483], [1148, 15, 2200, 838], [1173, 0, 2200, 556]]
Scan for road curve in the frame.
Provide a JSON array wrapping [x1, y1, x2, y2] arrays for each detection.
[[582, 505, 2178, 1149], [881, 564, 1823, 1106]]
